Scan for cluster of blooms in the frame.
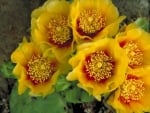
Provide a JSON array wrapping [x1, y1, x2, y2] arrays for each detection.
[[11, 0, 150, 113]]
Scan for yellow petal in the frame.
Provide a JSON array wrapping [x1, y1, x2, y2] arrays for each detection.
[[31, 0, 73, 63], [31, 29, 48, 44], [67, 38, 128, 100], [11, 47, 27, 65], [28, 70, 60, 96], [11, 37, 32, 65], [11, 36, 61, 96], [70, 0, 125, 42], [99, 16, 126, 37], [116, 24, 150, 69], [12, 64, 24, 78], [18, 70, 28, 95], [108, 68, 150, 113]]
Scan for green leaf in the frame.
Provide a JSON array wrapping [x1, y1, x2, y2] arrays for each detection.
[[135, 17, 150, 32], [0, 61, 15, 78], [65, 86, 94, 104], [55, 75, 94, 103], [80, 90, 94, 102], [55, 75, 72, 92], [65, 87, 81, 103], [10, 84, 70, 113]]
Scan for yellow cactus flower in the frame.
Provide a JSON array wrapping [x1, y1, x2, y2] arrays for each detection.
[[70, 0, 125, 43], [116, 23, 150, 69], [66, 38, 128, 100], [11, 38, 61, 96], [107, 68, 150, 113], [31, 0, 73, 62]]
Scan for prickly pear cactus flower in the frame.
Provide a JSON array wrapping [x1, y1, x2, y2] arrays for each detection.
[[31, 0, 73, 62], [107, 68, 150, 113], [11, 38, 61, 96], [116, 24, 150, 69], [69, 0, 125, 43], [67, 38, 128, 100]]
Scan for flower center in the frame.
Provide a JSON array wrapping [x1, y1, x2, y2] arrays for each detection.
[[123, 41, 143, 68], [27, 55, 57, 85], [83, 51, 114, 82], [47, 15, 73, 48], [77, 9, 105, 37], [120, 76, 145, 104]]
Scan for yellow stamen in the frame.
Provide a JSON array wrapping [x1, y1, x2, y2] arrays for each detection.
[[78, 9, 105, 35], [47, 15, 72, 47], [123, 41, 143, 68], [84, 51, 114, 82], [27, 55, 57, 84], [120, 78, 145, 104]]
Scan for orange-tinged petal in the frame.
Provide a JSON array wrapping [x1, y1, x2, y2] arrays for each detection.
[[67, 38, 128, 100], [11, 38, 62, 96], [28, 71, 60, 96], [107, 68, 150, 113], [130, 68, 150, 111], [116, 24, 150, 69], [31, 0, 73, 62], [70, 0, 125, 43]]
